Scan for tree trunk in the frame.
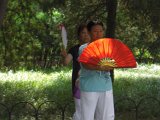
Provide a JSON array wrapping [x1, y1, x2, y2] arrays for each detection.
[[106, 0, 118, 82], [0, 0, 8, 27]]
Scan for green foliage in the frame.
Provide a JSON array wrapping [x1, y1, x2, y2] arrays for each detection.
[[148, 38, 160, 62], [116, 2, 159, 62], [0, 0, 66, 69], [0, 0, 159, 70], [120, 0, 160, 32]]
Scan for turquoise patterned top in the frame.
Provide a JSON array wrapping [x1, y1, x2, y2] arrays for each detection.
[[79, 43, 112, 92]]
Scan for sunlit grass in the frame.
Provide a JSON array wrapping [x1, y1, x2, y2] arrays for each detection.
[[0, 69, 71, 82], [0, 67, 72, 105], [0, 64, 160, 119], [114, 64, 160, 102], [115, 64, 160, 80]]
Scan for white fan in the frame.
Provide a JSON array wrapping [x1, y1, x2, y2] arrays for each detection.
[[60, 24, 68, 49]]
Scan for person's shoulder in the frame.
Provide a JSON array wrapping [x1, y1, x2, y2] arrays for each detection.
[[79, 43, 88, 50], [79, 43, 88, 55]]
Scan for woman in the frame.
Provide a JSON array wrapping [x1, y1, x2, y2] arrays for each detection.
[[79, 20, 115, 120], [61, 24, 90, 120]]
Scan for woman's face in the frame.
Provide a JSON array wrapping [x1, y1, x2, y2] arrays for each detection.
[[79, 28, 90, 43], [90, 25, 104, 41]]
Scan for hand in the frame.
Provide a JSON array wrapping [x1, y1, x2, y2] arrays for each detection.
[[75, 79, 80, 88], [100, 65, 114, 71], [61, 48, 67, 57]]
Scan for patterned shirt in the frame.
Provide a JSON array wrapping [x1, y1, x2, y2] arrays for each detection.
[[79, 43, 112, 92]]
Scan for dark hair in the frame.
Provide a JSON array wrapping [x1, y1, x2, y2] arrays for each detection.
[[77, 23, 87, 39], [87, 20, 104, 32]]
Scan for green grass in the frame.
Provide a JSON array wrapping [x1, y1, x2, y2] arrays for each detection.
[[114, 64, 160, 120], [0, 67, 73, 119], [114, 64, 160, 98], [0, 64, 160, 119]]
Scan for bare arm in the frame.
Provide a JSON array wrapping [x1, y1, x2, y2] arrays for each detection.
[[64, 54, 73, 65], [61, 49, 73, 65]]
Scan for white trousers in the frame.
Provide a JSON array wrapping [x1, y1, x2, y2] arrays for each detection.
[[73, 98, 81, 120], [80, 90, 115, 120]]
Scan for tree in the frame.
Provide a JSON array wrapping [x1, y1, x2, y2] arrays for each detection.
[[106, 0, 118, 82], [118, 0, 159, 62], [0, 0, 8, 26], [0, 0, 159, 69], [120, 0, 160, 33]]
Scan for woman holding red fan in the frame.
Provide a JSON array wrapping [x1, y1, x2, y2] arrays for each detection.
[[79, 20, 115, 120]]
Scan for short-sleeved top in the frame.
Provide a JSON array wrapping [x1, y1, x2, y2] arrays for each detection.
[[79, 43, 112, 92], [68, 44, 80, 91]]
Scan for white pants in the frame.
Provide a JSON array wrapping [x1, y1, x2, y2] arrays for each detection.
[[80, 90, 115, 120], [73, 98, 81, 120]]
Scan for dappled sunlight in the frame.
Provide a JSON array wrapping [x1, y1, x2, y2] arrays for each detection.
[[0, 69, 72, 82]]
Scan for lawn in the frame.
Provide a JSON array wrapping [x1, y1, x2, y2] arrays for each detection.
[[0, 64, 160, 120]]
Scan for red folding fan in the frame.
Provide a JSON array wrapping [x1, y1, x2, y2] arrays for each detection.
[[78, 38, 137, 68]]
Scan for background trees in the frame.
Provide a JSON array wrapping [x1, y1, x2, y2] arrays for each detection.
[[0, 0, 8, 26], [0, 0, 159, 70]]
